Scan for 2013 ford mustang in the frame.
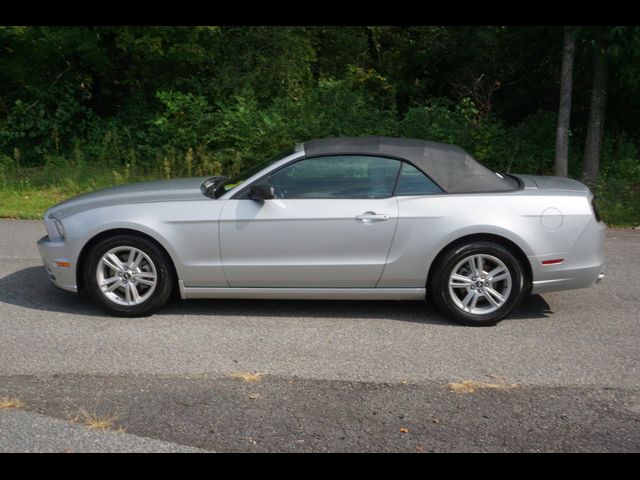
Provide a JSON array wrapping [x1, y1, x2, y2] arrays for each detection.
[[37, 137, 606, 325]]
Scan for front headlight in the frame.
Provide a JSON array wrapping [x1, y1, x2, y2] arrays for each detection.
[[49, 216, 65, 240]]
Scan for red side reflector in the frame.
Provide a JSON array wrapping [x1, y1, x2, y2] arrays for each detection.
[[55, 261, 71, 268], [542, 259, 563, 265]]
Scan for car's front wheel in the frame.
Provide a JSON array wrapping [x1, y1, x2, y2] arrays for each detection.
[[84, 234, 174, 317], [430, 241, 526, 326]]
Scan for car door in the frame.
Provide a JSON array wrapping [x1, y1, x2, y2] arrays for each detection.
[[219, 155, 401, 288]]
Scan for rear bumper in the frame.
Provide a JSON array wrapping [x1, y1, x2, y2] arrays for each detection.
[[531, 265, 605, 293], [37, 235, 78, 293], [530, 219, 606, 294]]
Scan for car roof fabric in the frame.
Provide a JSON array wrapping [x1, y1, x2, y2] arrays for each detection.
[[303, 136, 513, 193]]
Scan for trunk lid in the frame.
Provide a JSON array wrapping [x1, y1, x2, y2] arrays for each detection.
[[513, 174, 590, 193]]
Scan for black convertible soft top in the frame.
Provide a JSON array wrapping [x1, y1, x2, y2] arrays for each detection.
[[302, 136, 518, 193]]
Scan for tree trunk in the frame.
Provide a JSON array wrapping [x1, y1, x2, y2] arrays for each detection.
[[554, 27, 577, 177], [582, 28, 608, 185], [365, 27, 381, 63]]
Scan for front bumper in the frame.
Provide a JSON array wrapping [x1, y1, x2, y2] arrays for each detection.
[[37, 235, 78, 293]]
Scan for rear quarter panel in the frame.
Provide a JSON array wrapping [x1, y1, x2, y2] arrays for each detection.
[[378, 191, 594, 288]]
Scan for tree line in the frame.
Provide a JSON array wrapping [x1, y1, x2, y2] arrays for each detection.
[[0, 26, 638, 188], [554, 26, 638, 186]]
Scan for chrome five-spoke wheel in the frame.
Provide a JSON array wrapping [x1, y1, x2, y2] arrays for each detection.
[[431, 241, 525, 326], [85, 234, 174, 317], [96, 246, 158, 306], [448, 254, 512, 315]]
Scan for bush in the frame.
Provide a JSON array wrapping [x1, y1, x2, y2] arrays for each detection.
[[498, 111, 558, 175], [599, 134, 640, 185]]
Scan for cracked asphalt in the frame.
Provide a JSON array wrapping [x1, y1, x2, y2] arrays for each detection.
[[0, 219, 639, 452]]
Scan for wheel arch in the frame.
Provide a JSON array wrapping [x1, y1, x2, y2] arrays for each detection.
[[75, 228, 179, 291], [426, 233, 533, 293]]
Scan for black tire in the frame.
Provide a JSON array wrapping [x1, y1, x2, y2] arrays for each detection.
[[84, 234, 175, 317], [430, 241, 526, 326]]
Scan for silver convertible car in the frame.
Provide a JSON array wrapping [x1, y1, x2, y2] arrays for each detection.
[[37, 137, 606, 325]]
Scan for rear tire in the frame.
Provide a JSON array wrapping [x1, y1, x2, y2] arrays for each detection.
[[430, 241, 526, 326], [84, 234, 174, 317]]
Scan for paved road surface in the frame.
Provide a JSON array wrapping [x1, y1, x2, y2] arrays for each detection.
[[0, 220, 639, 452], [0, 408, 205, 453]]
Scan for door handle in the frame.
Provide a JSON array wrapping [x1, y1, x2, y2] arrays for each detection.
[[355, 211, 390, 222]]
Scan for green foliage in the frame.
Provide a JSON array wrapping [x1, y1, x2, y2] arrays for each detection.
[[0, 26, 638, 226], [501, 111, 558, 175], [153, 90, 216, 153], [594, 135, 640, 226], [210, 27, 316, 102], [398, 98, 484, 152], [599, 134, 640, 184]]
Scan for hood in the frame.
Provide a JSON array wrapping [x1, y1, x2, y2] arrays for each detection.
[[513, 174, 590, 193], [47, 177, 214, 219]]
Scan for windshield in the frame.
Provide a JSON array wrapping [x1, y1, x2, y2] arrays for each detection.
[[222, 148, 295, 192]]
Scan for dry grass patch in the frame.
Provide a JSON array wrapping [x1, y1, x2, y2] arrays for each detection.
[[447, 380, 519, 394], [72, 409, 120, 430], [0, 397, 25, 410], [229, 372, 263, 382]]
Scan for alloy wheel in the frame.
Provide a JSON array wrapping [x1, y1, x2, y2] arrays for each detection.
[[95, 246, 158, 306], [448, 253, 512, 315]]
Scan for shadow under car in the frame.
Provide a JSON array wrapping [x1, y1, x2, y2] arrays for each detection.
[[0, 266, 553, 325]]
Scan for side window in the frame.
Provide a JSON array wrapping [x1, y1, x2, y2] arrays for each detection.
[[267, 155, 401, 199], [394, 163, 442, 196]]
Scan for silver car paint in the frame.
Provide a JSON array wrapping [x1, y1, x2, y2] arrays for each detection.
[[48, 176, 211, 219], [219, 196, 399, 287], [37, 149, 606, 300]]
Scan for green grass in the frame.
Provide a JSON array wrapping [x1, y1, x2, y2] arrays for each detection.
[[0, 189, 72, 219], [1, 163, 638, 228], [0, 164, 162, 219]]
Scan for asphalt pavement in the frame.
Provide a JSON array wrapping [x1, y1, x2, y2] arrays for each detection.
[[0, 219, 639, 452]]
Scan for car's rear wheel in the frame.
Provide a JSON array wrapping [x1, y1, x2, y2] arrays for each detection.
[[430, 241, 526, 326], [84, 234, 174, 317]]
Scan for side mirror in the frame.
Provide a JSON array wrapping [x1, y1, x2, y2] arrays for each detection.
[[201, 176, 228, 199], [248, 183, 276, 200]]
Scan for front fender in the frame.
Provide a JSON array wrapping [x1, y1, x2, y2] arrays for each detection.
[[64, 200, 227, 289]]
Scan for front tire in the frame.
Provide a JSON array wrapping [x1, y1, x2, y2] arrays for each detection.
[[430, 241, 526, 326], [84, 234, 175, 317]]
